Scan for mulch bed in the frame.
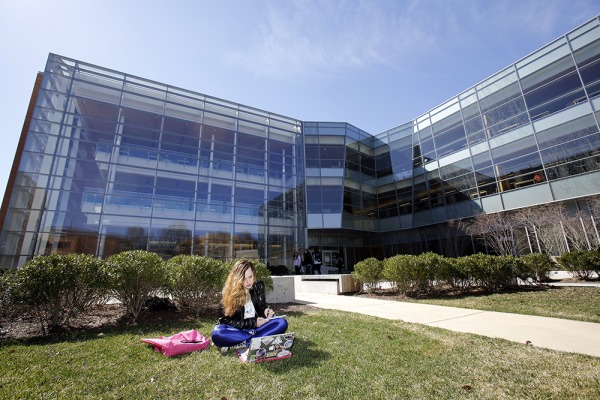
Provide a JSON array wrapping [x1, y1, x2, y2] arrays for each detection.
[[0, 302, 318, 342]]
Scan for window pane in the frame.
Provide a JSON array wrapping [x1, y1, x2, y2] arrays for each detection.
[[483, 97, 527, 127]]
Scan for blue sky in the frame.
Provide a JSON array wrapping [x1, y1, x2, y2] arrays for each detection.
[[1, 0, 599, 203]]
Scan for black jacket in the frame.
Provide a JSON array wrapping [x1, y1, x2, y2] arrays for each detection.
[[303, 252, 313, 266], [217, 280, 268, 330]]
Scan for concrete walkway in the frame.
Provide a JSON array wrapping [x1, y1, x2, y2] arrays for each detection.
[[294, 291, 600, 358]]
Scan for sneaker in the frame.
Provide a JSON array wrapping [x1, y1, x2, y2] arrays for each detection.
[[215, 341, 246, 354], [211, 341, 229, 354], [231, 341, 248, 351]]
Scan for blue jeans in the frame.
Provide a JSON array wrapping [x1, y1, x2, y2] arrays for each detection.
[[211, 318, 288, 347]]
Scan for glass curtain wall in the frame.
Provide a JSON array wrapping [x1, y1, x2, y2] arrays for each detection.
[[3, 18, 600, 268], [304, 122, 377, 270], [0, 54, 305, 268], [304, 15, 600, 261], [364, 16, 600, 256]]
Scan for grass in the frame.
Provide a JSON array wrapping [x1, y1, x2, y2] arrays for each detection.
[[1, 306, 600, 399], [397, 286, 600, 323]]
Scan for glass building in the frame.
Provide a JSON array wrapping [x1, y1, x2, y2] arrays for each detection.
[[1, 16, 600, 269]]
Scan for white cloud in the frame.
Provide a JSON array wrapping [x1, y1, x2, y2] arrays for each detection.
[[222, 0, 436, 79], [222, 0, 600, 80]]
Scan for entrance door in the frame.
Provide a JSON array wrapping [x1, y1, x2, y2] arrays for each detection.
[[322, 250, 334, 273]]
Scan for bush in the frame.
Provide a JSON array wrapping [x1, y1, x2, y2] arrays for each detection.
[[62, 253, 111, 311], [439, 257, 473, 291], [520, 253, 556, 282], [382, 255, 416, 294], [382, 253, 448, 295], [461, 253, 489, 291], [8, 254, 109, 333], [558, 250, 600, 280], [0, 268, 19, 319], [468, 254, 518, 292], [352, 257, 383, 293], [106, 250, 167, 322], [268, 264, 290, 276], [452, 256, 479, 292], [166, 255, 228, 315], [510, 256, 529, 285], [250, 259, 274, 291], [487, 255, 519, 291], [414, 252, 448, 294]]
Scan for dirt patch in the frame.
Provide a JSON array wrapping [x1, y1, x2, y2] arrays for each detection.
[[0, 302, 317, 342]]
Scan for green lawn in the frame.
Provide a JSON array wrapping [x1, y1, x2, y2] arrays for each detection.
[[398, 286, 600, 323], [1, 307, 599, 399]]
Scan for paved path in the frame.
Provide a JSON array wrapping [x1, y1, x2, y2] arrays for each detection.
[[294, 291, 600, 358]]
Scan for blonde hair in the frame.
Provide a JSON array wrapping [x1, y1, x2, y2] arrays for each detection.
[[221, 259, 256, 316]]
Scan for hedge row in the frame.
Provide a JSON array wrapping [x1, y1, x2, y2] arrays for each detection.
[[1, 251, 272, 334], [352, 252, 561, 295]]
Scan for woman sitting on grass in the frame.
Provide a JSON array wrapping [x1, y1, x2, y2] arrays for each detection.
[[211, 259, 288, 352]]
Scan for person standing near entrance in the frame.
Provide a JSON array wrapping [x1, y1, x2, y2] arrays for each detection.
[[312, 249, 322, 275], [302, 249, 313, 274], [292, 251, 302, 274], [336, 254, 344, 273]]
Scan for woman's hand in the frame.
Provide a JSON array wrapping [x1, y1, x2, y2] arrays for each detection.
[[264, 308, 275, 318], [256, 317, 268, 327]]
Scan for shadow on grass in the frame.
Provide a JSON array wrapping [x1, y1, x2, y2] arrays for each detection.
[[244, 338, 331, 373], [0, 305, 318, 349]]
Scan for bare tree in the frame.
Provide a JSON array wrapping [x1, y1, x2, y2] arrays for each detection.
[[588, 195, 600, 218], [512, 204, 570, 255], [512, 203, 572, 256], [562, 210, 592, 251], [536, 203, 570, 255], [515, 201, 599, 255], [465, 211, 518, 256], [467, 198, 600, 257], [585, 195, 600, 248], [513, 206, 545, 253]]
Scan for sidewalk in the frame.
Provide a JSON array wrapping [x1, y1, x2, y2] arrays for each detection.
[[294, 291, 600, 358]]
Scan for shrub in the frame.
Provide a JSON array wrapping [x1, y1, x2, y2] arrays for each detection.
[[352, 257, 383, 293], [381, 253, 449, 295], [414, 252, 449, 293], [105, 250, 167, 322], [268, 264, 290, 276], [61, 253, 111, 312], [382, 255, 415, 294], [8, 254, 109, 333], [510, 256, 529, 285], [0, 268, 19, 319], [440, 257, 473, 291], [249, 259, 274, 291], [166, 255, 228, 315], [452, 256, 479, 292], [558, 250, 600, 280], [469, 254, 518, 292], [461, 253, 490, 290], [520, 253, 556, 282], [490, 255, 520, 291]]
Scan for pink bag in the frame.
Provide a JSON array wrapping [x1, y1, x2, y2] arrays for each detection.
[[141, 329, 210, 357]]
